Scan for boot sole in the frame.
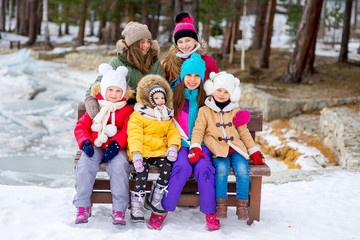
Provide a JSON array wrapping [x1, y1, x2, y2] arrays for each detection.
[[75, 220, 88, 224], [145, 199, 167, 216], [130, 213, 145, 223]]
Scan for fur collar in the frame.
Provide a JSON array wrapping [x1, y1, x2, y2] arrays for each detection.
[[204, 96, 239, 113], [136, 74, 174, 109]]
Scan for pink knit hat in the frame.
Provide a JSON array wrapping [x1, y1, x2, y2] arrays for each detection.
[[173, 12, 198, 45]]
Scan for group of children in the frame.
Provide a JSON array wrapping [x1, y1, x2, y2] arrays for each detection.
[[73, 12, 265, 231]]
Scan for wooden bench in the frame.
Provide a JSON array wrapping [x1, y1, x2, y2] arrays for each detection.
[[74, 102, 271, 225]]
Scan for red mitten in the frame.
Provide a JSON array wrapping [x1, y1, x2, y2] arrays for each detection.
[[233, 110, 251, 127], [250, 151, 265, 165], [188, 147, 205, 164]]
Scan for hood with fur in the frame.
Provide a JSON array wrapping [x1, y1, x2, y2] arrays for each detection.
[[116, 39, 161, 56], [91, 82, 134, 100], [136, 74, 173, 109]]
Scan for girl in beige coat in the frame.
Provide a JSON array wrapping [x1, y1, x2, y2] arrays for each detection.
[[189, 72, 265, 222]]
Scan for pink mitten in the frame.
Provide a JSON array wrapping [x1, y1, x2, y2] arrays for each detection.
[[233, 110, 250, 127]]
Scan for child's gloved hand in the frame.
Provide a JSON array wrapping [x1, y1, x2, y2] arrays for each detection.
[[165, 145, 178, 162], [233, 110, 250, 127], [81, 140, 94, 157], [250, 151, 265, 165], [102, 141, 120, 162], [188, 147, 205, 164], [84, 95, 100, 119], [132, 152, 144, 173]]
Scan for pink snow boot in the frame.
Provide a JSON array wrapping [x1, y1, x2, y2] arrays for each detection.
[[205, 213, 220, 231], [75, 207, 90, 224], [112, 210, 126, 225], [147, 212, 167, 230]]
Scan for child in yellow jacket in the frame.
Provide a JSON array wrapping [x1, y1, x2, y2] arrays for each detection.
[[127, 74, 181, 223]]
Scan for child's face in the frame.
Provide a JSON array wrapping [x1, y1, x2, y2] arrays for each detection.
[[139, 38, 151, 55], [177, 37, 197, 54], [105, 86, 123, 103], [153, 92, 166, 106], [184, 74, 201, 90], [213, 88, 230, 103]]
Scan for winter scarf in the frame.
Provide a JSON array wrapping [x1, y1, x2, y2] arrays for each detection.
[[134, 103, 173, 122], [176, 42, 201, 59], [91, 100, 127, 147], [184, 88, 199, 144]]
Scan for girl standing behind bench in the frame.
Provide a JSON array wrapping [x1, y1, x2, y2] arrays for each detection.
[[190, 72, 265, 221], [73, 64, 133, 225]]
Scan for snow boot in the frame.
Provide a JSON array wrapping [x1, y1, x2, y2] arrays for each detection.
[[130, 191, 146, 223], [216, 198, 228, 219], [147, 212, 167, 230], [205, 213, 220, 231], [145, 182, 167, 215], [112, 210, 126, 225], [75, 207, 90, 224], [236, 199, 249, 221]]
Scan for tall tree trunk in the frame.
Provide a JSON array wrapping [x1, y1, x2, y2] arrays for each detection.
[[97, 17, 106, 40], [57, 3, 62, 36], [64, 4, 69, 34], [202, 11, 210, 43], [353, 0, 358, 29], [174, 0, 183, 15], [191, 0, 199, 31], [128, 2, 135, 21], [258, 0, 276, 68], [304, 0, 323, 74], [8, 0, 13, 31], [141, 0, 147, 24], [251, 0, 268, 50], [283, 0, 324, 83], [338, 0, 353, 63], [77, 0, 88, 46], [26, 0, 39, 46], [1, 0, 5, 31], [43, 0, 52, 49], [89, 10, 95, 36], [221, 17, 233, 68]]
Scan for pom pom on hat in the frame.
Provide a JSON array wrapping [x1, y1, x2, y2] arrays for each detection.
[[175, 12, 194, 24], [99, 64, 128, 100], [205, 71, 242, 102], [180, 53, 206, 83], [173, 12, 198, 44], [121, 21, 152, 47]]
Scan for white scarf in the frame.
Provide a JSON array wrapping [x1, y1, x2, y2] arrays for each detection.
[[134, 103, 173, 122], [91, 100, 127, 147], [176, 43, 201, 59]]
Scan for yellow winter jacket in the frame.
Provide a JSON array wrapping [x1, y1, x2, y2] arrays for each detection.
[[127, 111, 181, 160], [126, 74, 181, 160]]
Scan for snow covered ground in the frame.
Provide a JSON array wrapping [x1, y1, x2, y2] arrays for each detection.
[[1, 13, 360, 240]]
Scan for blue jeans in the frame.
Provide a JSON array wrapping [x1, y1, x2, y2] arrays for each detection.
[[212, 152, 249, 200]]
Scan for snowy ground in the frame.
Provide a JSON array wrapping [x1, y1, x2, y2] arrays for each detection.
[[1, 13, 360, 240]]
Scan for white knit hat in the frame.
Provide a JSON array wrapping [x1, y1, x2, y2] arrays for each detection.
[[204, 71, 241, 102], [98, 64, 128, 100]]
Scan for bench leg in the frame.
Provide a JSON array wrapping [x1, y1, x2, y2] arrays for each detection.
[[247, 176, 262, 225]]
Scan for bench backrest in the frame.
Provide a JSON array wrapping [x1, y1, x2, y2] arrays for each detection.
[[77, 102, 262, 141]]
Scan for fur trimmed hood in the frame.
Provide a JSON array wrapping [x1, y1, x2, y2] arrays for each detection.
[[136, 74, 173, 109], [168, 38, 208, 56], [90, 82, 134, 100], [116, 39, 161, 56]]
